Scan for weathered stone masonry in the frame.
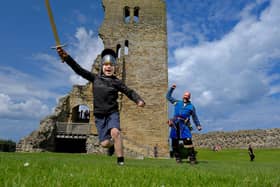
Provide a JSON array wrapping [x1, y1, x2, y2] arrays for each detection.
[[17, 0, 169, 157], [193, 128, 280, 149]]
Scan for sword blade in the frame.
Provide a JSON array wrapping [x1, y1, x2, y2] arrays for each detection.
[[45, 0, 61, 47]]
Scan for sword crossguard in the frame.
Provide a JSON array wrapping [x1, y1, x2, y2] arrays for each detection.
[[51, 44, 67, 49]]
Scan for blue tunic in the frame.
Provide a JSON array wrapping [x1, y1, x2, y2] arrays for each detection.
[[166, 87, 201, 139]]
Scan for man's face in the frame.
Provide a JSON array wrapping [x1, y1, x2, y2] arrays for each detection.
[[183, 91, 191, 101], [102, 62, 115, 76]]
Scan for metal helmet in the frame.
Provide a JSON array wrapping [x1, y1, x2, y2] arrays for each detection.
[[101, 54, 116, 65], [101, 48, 117, 65]]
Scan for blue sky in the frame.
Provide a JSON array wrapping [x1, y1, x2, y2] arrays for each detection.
[[0, 0, 279, 142]]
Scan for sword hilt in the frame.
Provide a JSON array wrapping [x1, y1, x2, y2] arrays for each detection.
[[52, 44, 67, 63], [51, 44, 67, 49]]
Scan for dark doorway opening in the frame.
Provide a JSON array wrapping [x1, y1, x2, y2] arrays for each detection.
[[55, 138, 87, 153]]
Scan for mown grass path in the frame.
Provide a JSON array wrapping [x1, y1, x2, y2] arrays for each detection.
[[1, 149, 279, 187]]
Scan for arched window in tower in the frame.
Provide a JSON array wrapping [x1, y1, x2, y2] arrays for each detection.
[[124, 40, 129, 55], [134, 7, 140, 23], [116, 44, 121, 58], [124, 6, 130, 24]]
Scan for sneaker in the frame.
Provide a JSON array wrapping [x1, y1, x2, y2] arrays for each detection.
[[189, 157, 197, 165], [176, 158, 182, 164], [117, 162, 125, 166], [107, 146, 115, 156], [190, 160, 197, 165]]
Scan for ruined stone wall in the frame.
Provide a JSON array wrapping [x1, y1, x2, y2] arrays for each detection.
[[193, 128, 280, 149], [16, 96, 70, 152]]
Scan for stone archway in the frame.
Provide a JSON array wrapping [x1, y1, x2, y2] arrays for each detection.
[[71, 104, 90, 123]]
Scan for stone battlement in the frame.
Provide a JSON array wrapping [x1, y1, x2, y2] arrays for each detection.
[[193, 128, 280, 149]]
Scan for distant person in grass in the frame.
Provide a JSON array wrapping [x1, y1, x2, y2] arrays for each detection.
[[56, 47, 145, 166], [248, 144, 255, 161], [166, 84, 202, 164]]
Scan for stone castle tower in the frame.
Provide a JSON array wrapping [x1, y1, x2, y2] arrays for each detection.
[[99, 0, 168, 155], [17, 0, 169, 157]]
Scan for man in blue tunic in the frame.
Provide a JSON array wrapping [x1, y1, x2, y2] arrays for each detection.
[[166, 84, 202, 164]]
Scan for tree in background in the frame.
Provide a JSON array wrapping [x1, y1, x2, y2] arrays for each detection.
[[0, 139, 16, 152]]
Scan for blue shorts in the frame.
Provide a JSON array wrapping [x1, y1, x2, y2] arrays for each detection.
[[95, 112, 120, 142]]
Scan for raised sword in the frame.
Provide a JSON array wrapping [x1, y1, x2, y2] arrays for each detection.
[[45, 0, 66, 51]]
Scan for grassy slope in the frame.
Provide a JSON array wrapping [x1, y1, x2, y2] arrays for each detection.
[[0, 149, 279, 187]]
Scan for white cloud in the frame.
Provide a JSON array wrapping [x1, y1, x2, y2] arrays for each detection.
[[0, 66, 60, 100], [32, 27, 104, 86], [0, 27, 103, 140], [68, 27, 104, 85], [168, 0, 280, 131], [0, 93, 50, 120]]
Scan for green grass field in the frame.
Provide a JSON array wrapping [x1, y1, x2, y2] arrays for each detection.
[[1, 149, 279, 187]]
